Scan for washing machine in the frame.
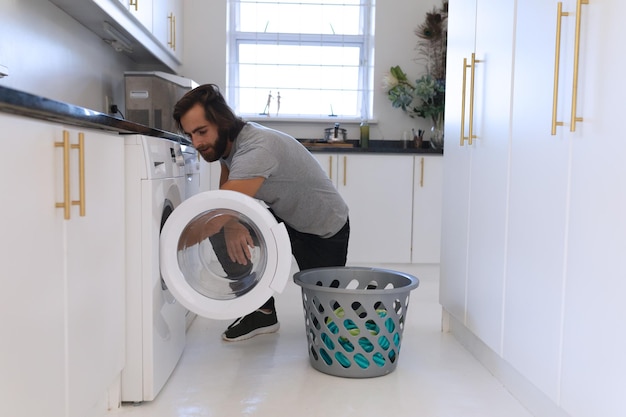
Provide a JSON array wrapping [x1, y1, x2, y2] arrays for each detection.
[[181, 144, 200, 200], [122, 135, 188, 403], [122, 136, 293, 403]]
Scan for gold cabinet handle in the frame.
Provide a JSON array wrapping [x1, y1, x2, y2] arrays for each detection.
[[420, 157, 425, 188], [570, 0, 588, 132], [329, 155, 333, 180], [460, 58, 469, 145], [343, 156, 347, 186], [129, 0, 138, 11], [552, 2, 568, 135], [468, 53, 481, 146], [461, 54, 480, 145], [55, 131, 71, 220], [173, 15, 176, 51], [168, 13, 176, 50], [71, 133, 86, 216]]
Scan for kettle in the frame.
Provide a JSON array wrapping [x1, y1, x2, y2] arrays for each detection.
[[324, 123, 347, 142]]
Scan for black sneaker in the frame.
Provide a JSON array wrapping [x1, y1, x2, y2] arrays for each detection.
[[222, 308, 280, 342]]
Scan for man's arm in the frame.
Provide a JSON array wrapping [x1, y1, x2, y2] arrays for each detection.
[[219, 162, 265, 197]]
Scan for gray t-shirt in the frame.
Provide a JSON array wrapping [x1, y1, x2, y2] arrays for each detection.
[[222, 122, 349, 238]]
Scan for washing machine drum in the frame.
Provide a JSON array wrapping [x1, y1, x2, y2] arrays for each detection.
[[160, 190, 292, 320]]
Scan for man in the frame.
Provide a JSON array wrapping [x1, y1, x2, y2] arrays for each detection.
[[173, 84, 350, 342]]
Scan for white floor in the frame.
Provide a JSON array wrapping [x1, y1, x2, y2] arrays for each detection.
[[108, 264, 534, 417]]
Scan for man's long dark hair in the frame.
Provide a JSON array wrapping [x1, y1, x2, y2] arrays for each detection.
[[173, 84, 246, 142]]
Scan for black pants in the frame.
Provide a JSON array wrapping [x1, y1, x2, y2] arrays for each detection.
[[284, 218, 350, 271], [210, 213, 350, 311], [260, 215, 350, 310]]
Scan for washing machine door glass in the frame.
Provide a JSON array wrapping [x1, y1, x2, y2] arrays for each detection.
[[160, 190, 292, 320]]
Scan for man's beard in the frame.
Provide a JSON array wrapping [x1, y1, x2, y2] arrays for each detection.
[[199, 134, 229, 162]]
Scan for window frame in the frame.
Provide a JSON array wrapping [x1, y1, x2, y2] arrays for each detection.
[[226, 0, 375, 121]]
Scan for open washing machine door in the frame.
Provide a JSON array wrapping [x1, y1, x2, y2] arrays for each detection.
[[160, 190, 292, 320]]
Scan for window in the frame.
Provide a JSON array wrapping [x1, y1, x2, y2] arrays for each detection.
[[227, 0, 375, 120]]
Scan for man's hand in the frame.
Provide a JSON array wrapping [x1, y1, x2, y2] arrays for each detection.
[[223, 219, 255, 265]]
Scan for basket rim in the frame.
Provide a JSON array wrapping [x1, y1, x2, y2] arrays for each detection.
[[292, 266, 419, 294]]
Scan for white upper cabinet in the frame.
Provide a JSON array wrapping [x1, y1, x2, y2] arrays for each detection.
[[153, 0, 183, 62], [125, 0, 154, 32], [49, 0, 183, 72]]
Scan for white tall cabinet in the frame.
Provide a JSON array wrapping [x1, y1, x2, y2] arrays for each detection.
[[0, 113, 125, 417], [558, 1, 626, 415], [505, 0, 576, 402], [441, 1, 626, 416], [441, 0, 516, 352]]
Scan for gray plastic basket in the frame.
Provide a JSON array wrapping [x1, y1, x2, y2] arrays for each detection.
[[293, 267, 419, 378]]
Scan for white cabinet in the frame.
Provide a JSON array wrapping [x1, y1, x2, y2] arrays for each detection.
[[558, 2, 626, 416], [49, 0, 183, 72], [412, 156, 442, 264], [441, 0, 516, 352], [439, 0, 476, 325], [313, 153, 414, 264], [0, 113, 125, 417], [442, 0, 626, 416], [125, 0, 154, 32], [504, 0, 574, 401], [153, 0, 183, 62]]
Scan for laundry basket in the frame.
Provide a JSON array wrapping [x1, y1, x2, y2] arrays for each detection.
[[293, 267, 419, 378]]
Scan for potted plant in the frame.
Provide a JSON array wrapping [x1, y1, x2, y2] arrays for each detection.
[[382, 1, 448, 149]]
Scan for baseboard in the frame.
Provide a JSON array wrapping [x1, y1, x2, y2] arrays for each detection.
[[444, 310, 572, 417]]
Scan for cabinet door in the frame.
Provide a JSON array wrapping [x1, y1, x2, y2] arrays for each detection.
[[412, 156, 442, 264], [442, 0, 515, 353], [338, 154, 414, 264], [61, 128, 125, 417], [153, 0, 182, 62], [560, 1, 626, 416], [463, 0, 516, 354], [313, 153, 414, 263], [504, 0, 576, 402], [440, 0, 477, 322], [127, 0, 153, 32], [312, 153, 335, 181], [0, 114, 67, 417]]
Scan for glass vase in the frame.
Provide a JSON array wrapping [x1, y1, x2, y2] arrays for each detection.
[[430, 113, 444, 150]]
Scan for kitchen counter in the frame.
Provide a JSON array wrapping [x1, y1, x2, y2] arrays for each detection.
[[0, 85, 190, 145], [0, 86, 443, 154], [298, 139, 442, 154]]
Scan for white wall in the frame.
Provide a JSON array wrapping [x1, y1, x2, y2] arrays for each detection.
[[181, 0, 441, 141], [0, 0, 139, 113]]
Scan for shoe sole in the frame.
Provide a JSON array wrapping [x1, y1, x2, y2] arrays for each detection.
[[221, 322, 280, 342]]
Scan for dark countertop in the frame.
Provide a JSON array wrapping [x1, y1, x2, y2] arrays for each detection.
[[298, 139, 442, 154], [0, 85, 190, 145], [0, 85, 443, 155]]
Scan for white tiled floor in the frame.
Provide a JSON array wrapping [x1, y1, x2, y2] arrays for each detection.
[[109, 264, 534, 417]]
